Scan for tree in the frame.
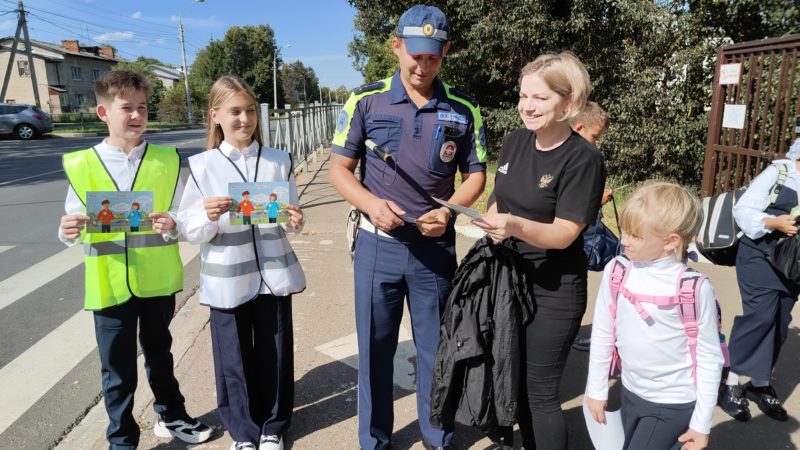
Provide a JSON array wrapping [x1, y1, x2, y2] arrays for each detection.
[[280, 61, 320, 107], [189, 25, 283, 106], [114, 56, 168, 112], [157, 80, 207, 124], [346, 0, 799, 188]]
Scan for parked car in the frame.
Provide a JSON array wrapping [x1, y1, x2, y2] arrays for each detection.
[[0, 103, 54, 140]]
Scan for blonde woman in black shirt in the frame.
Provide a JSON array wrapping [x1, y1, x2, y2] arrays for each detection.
[[473, 52, 605, 450]]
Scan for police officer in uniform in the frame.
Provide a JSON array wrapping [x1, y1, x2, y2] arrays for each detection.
[[329, 5, 487, 450]]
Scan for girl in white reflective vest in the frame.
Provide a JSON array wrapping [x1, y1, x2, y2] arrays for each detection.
[[177, 75, 306, 450]]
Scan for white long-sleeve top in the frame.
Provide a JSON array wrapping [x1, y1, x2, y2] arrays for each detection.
[[733, 160, 800, 240], [585, 255, 724, 434], [58, 139, 184, 246]]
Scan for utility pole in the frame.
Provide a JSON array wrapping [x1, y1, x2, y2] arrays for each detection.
[[1, 1, 41, 106]]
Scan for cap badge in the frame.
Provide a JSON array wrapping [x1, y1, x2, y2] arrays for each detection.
[[423, 23, 434, 36]]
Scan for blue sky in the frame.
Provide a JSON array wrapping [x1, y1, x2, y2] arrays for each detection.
[[0, 0, 366, 89]]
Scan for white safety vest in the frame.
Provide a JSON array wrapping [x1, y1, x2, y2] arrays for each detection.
[[188, 147, 306, 309]]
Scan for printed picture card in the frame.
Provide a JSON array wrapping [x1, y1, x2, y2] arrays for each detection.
[[228, 181, 291, 225], [86, 191, 154, 233]]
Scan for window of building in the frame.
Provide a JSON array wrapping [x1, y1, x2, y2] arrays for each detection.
[[76, 94, 85, 106], [17, 60, 30, 77], [71, 67, 82, 80], [92, 69, 101, 81]]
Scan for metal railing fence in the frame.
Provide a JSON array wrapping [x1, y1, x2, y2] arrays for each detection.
[[259, 103, 343, 173]]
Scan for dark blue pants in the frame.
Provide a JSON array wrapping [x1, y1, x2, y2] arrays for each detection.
[[93, 295, 186, 450], [353, 230, 456, 450], [621, 386, 694, 450], [730, 241, 797, 381], [209, 295, 294, 445]]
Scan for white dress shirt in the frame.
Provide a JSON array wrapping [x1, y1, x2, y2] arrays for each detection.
[[733, 160, 800, 240], [585, 255, 724, 434], [58, 139, 184, 246]]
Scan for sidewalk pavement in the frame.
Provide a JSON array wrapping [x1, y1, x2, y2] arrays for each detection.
[[56, 148, 800, 450]]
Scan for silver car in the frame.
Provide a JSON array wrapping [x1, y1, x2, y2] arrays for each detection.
[[0, 103, 54, 140]]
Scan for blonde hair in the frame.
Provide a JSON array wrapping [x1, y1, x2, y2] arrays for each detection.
[[94, 70, 151, 105], [519, 52, 591, 121], [569, 101, 610, 130], [620, 181, 702, 260], [206, 75, 263, 150]]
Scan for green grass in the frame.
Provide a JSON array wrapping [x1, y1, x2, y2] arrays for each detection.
[[455, 161, 496, 213]]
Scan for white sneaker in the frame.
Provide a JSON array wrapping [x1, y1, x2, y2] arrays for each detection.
[[153, 414, 213, 444], [259, 434, 284, 450], [231, 442, 257, 450]]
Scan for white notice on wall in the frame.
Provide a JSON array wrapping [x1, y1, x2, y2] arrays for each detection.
[[722, 104, 746, 129], [719, 63, 742, 85]]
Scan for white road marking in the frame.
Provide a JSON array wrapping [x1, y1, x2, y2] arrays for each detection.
[[0, 245, 83, 312], [0, 242, 200, 434], [0, 246, 13, 254], [315, 319, 417, 391], [0, 169, 63, 186]]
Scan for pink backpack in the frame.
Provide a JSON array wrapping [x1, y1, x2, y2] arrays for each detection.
[[607, 255, 730, 383]]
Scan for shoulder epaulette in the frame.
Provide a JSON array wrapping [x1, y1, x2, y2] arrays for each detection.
[[447, 86, 479, 107], [354, 80, 386, 95]]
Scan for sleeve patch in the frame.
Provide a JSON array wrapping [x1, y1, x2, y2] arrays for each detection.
[[336, 109, 349, 134]]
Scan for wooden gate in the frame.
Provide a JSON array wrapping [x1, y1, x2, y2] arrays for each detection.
[[701, 34, 800, 197]]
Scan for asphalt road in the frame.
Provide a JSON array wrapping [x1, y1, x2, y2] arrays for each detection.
[[0, 129, 206, 450]]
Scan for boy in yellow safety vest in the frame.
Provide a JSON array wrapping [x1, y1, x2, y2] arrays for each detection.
[[58, 70, 211, 449]]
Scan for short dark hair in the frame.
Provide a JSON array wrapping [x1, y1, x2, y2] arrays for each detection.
[[101, 199, 110, 204], [242, 190, 250, 196], [131, 202, 140, 208], [95, 70, 151, 104]]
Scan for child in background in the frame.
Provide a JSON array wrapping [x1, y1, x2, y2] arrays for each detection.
[[127, 202, 142, 232], [58, 70, 210, 449], [585, 182, 724, 450], [570, 101, 612, 351], [177, 75, 306, 450]]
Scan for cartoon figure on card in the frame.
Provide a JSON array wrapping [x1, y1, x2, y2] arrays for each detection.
[[267, 193, 280, 223], [237, 190, 254, 225], [96, 199, 114, 232], [127, 202, 142, 232]]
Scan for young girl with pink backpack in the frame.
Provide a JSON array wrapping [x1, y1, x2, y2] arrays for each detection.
[[585, 182, 726, 450]]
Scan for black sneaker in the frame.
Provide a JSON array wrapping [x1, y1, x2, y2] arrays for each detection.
[[572, 335, 591, 352], [743, 382, 788, 421], [718, 384, 751, 422], [154, 414, 213, 443]]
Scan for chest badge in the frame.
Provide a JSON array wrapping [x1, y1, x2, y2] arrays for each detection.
[[440, 141, 456, 163], [539, 174, 553, 188]]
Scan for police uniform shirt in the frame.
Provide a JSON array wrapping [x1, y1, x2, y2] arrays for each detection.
[[332, 71, 487, 226], [492, 128, 605, 265]]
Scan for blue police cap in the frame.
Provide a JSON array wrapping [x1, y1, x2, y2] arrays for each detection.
[[396, 5, 449, 56]]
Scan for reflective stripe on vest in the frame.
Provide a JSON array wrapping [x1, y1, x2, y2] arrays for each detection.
[[188, 148, 306, 309], [63, 144, 183, 310]]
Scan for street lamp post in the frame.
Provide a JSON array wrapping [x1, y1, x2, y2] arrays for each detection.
[[273, 44, 290, 112], [178, 0, 204, 124]]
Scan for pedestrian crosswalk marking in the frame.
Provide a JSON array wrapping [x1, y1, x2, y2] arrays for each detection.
[[315, 319, 417, 391], [0, 246, 12, 254], [0, 242, 200, 435], [0, 245, 83, 312]]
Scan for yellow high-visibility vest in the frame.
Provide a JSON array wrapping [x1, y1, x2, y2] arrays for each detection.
[[63, 144, 183, 310]]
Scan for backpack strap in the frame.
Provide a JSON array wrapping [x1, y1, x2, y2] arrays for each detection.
[[768, 162, 789, 204], [608, 255, 631, 376], [676, 269, 703, 383]]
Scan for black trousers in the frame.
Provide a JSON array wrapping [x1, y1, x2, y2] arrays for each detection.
[[93, 295, 186, 450], [498, 263, 587, 450], [621, 386, 694, 450], [210, 294, 294, 444], [730, 241, 798, 381]]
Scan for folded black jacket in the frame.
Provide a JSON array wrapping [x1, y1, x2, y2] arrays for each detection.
[[430, 236, 534, 431]]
